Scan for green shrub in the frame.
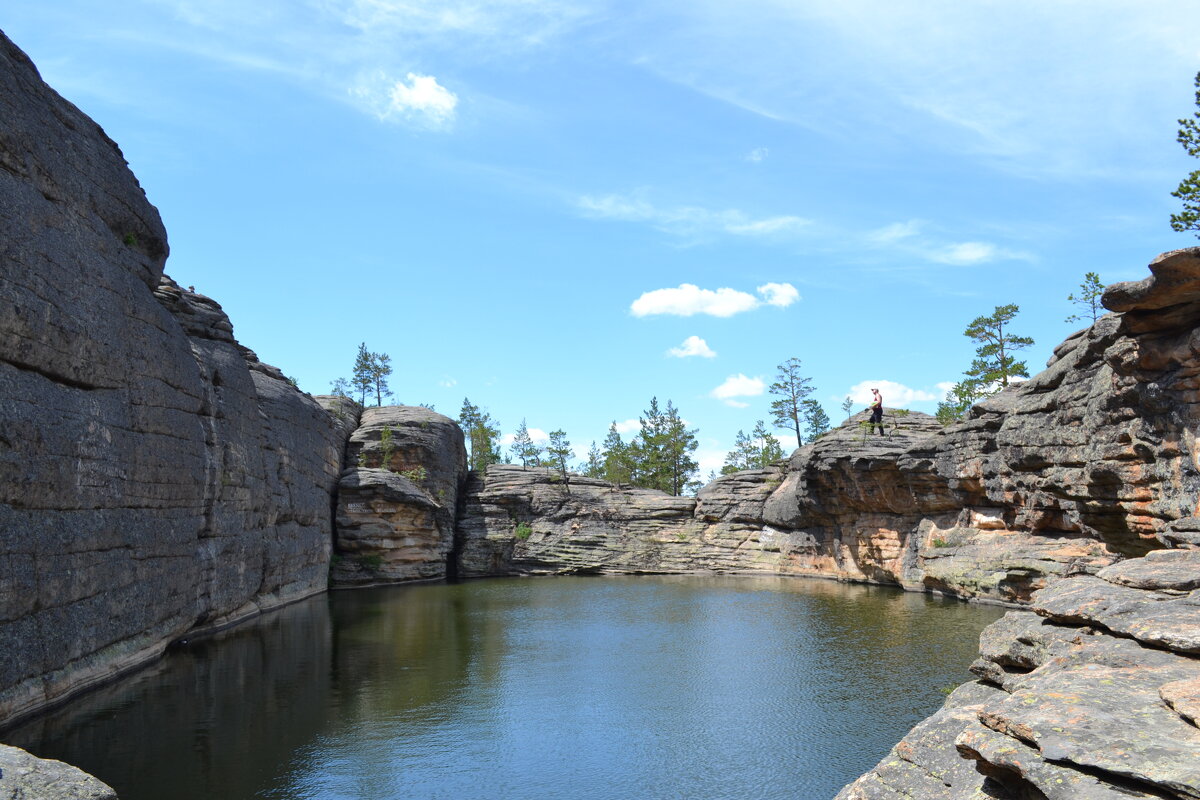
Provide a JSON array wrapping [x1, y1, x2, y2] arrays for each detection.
[[514, 522, 533, 540]]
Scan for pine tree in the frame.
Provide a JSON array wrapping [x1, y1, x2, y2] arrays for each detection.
[[352, 343, 373, 406], [936, 305, 1032, 425], [458, 399, 500, 472], [635, 397, 670, 492], [601, 422, 632, 486], [546, 430, 573, 489], [370, 351, 393, 406], [840, 396, 854, 422], [510, 419, 541, 469], [722, 420, 783, 474], [1171, 71, 1200, 237], [1066, 272, 1106, 325], [584, 441, 604, 478], [660, 401, 699, 495], [801, 399, 831, 442], [769, 358, 815, 449], [752, 419, 785, 465], [963, 304, 1033, 389]]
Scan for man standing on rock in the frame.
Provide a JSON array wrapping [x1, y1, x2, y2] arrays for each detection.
[[869, 388, 884, 436]]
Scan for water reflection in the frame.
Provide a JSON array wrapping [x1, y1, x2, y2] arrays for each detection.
[[3, 577, 1002, 800]]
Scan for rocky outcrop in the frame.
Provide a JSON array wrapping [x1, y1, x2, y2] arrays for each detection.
[[0, 30, 350, 727], [840, 551, 1200, 800], [331, 406, 466, 585], [456, 463, 784, 576], [457, 414, 1118, 604], [460, 252, 1200, 606], [0, 744, 116, 800]]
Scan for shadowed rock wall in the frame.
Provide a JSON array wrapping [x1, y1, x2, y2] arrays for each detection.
[[0, 30, 349, 727]]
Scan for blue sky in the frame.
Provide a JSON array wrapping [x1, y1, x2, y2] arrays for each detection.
[[6, 1, 1200, 476]]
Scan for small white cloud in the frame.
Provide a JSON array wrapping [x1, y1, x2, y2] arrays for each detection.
[[389, 72, 457, 126], [757, 282, 800, 307], [631, 282, 799, 318], [746, 147, 769, 163], [499, 427, 550, 447], [632, 284, 760, 318], [667, 335, 718, 358], [438, 376, 457, 388], [352, 71, 458, 128], [846, 380, 941, 407], [711, 374, 766, 406], [725, 216, 808, 235], [613, 418, 642, 435]]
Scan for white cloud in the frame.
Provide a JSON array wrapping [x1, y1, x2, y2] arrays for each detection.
[[846, 380, 941, 408], [756, 282, 800, 307], [711, 374, 766, 407], [631, 282, 799, 318], [352, 72, 458, 128], [746, 147, 769, 163], [577, 192, 810, 239], [613, 418, 642, 435], [499, 427, 549, 447], [667, 335, 717, 358], [438, 376, 457, 388]]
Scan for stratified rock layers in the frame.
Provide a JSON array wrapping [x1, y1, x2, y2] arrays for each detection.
[[0, 31, 348, 725], [460, 252, 1200, 609], [332, 406, 466, 585]]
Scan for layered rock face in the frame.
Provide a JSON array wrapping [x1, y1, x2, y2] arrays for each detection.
[[460, 252, 1200, 607], [0, 31, 349, 726], [456, 464, 785, 577], [331, 406, 466, 585], [839, 549, 1200, 800]]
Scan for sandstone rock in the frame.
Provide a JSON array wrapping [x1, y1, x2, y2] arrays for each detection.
[[0, 744, 116, 800], [331, 406, 466, 585], [1102, 247, 1200, 313], [0, 30, 347, 726], [834, 681, 1013, 800], [1033, 575, 1200, 654]]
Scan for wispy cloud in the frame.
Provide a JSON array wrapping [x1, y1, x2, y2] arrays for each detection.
[[578, 192, 810, 240], [711, 374, 765, 407], [667, 335, 717, 358], [866, 219, 1030, 266], [745, 146, 769, 163], [632, 282, 799, 318], [438, 376, 457, 388], [621, 1, 1200, 179]]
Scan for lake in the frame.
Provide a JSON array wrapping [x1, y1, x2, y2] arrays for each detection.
[[2, 576, 1005, 800]]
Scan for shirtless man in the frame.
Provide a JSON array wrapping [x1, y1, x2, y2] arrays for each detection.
[[868, 388, 884, 436]]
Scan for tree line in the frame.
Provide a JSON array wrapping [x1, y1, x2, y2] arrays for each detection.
[[327, 271, 1114, 487]]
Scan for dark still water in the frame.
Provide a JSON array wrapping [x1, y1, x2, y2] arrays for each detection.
[[3, 576, 1004, 800]]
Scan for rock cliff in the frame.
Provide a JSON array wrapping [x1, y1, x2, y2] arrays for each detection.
[[459, 253, 1200, 607], [0, 30, 351, 727], [331, 405, 466, 585]]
